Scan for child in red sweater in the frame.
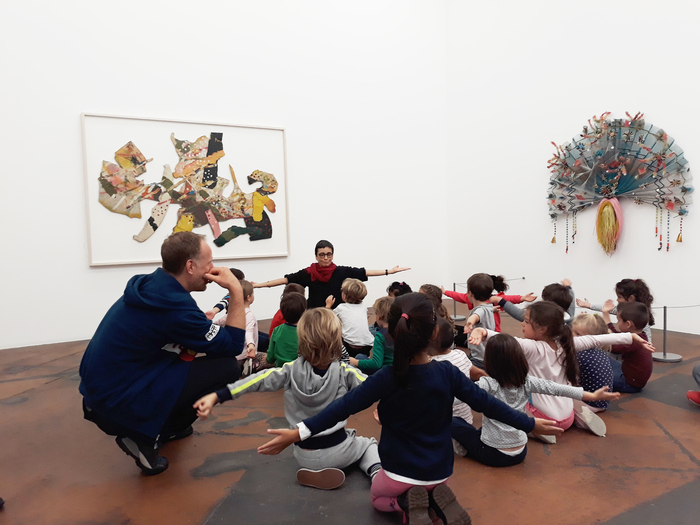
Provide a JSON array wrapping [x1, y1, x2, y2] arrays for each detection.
[[602, 301, 654, 393]]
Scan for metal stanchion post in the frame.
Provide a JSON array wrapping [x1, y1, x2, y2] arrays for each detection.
[[652, 305, 682, 363], [450, 282, 466, 322]]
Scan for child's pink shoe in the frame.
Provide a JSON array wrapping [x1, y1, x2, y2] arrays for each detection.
[[687, 391, 700, 407]]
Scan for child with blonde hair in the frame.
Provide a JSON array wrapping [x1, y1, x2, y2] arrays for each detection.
[[332, 278, 374, 357], [194, 308, 381, 490]]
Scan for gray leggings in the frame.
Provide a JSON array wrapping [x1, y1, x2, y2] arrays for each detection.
[[693, 363, 700, 387], [293, 429, 380, 477]]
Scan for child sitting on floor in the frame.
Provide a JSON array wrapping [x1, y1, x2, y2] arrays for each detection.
[[452, 333, 620, 467], [493, 278, 576, 326], [349, 296, 394, 375], [255, 293, 562, 524], [577, 278, 655, 343], [332, 279, 374, 357], [216, 280, 269, 376], [602, 301, 653, 393], [469, 301, 653, 444], [571, 313, 615, 422], [269, 283, 306, 336], [267, 292, 307, 367], [463, 273, 496, 370], [194, 308, 381, 490]]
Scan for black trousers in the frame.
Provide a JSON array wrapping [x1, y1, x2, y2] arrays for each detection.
[[83, 356, 240, 447], [451, 417, 527, 467]]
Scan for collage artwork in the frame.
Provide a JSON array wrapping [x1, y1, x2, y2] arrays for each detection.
[[97, 132, 279, 248]]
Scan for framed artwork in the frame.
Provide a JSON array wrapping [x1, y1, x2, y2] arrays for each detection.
[[81, 113, 289, 266]]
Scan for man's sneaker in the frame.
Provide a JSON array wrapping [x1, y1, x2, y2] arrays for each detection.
[[576, 405, 607, 437], [296, 468, 345, 490], [397, 486, 432, 525], [116, 436, 169, 475], [430, 485, 471, 525], [452, 438, 467, 457], [687, 390, 700, 407], [159, 425, 194, 445]]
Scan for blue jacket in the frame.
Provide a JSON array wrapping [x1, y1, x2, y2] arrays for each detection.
[[79, 268, 245, 437]]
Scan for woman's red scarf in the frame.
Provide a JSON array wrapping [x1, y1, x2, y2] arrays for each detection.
[[306, 263, 337, 282]]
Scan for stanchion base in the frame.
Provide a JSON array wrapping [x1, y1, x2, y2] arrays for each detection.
[[652, 352, 683, 363], [451, 315, 467, 322]]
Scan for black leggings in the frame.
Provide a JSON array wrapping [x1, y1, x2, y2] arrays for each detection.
[[451, 417, 527, 467], [84, 356, 240, 447]]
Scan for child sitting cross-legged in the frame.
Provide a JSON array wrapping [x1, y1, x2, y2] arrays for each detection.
[[349, 296, 395, 375], [332, 279, 375, 358], [602, 301, 654, 393], [194, 308, 381, 490], [453, 333, 620, 467], [266, 292, 307, 367], [255, 293, 563, 524]]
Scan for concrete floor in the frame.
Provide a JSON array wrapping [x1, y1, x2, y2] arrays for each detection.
[[1, 304, 700, 524]]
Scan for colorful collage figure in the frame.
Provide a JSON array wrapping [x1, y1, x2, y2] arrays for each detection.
[[97, 132, 278, 246]]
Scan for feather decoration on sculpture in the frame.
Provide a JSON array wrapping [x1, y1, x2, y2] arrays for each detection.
[[548, 112, 693, 254]]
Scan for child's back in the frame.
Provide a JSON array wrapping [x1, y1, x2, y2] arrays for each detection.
[[335, 279, 374, 348]]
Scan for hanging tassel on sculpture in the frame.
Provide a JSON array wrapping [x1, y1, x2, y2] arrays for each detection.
[[677, 217, 683, 242], [596, 198, 623, 255], [551, 221, 557, 243]]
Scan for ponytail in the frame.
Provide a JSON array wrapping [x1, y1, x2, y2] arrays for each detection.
[[490, 275, 508, 293], [388, 293, 437, 387]]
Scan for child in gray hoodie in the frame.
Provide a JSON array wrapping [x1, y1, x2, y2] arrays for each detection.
[[194, 307, 381, 490]]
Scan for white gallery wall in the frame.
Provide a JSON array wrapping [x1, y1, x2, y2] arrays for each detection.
[[0, 1, 450, 349], [445, 0, 700, 336], [2, 0, 700, 350]]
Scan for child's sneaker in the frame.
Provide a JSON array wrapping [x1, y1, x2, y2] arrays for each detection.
[[452, 438, 467, 457], [296, 468, 345, 490], [575, 405, 607, 437], [397, 486, 432, 525], [687, 391, 700, 407], [429, 484, 471, 525], [528, 432, 556, 444]]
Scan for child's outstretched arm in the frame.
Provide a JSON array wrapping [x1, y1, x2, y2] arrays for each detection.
[[205, 307, 221, 320], [465, 313, 480, 333], [442, 286, 473, 308], [601, 299, 616, 324], [582, 386, 620, 403], [258, 428, 300, 455], [193, 363, 293, 420]]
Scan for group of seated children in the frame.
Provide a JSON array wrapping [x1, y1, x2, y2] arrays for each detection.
[[196, 274, 658, 525]]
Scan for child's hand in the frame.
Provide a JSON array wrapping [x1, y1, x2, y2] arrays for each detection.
[[493, 306, 503, 314], [576, 298, 591, 309], [521, 293, 537, 302], [532, 418, 564, 436], [602, 299, 616, 314], [193, 393, 219, 419], [441, 286, 446, 295], [325, 295, 336, 308], [244, 344, 257, 358], [488, 295, 502, 305], [561, 278, 572, 287], [587, 386, 621, 402], [631, 333, 656, 352], [257, 428, 300, 455], [468, 327, 487, 345], [349, 357, 359, 367], [205, 308, 220, 320], [373, 409, 381, 425]]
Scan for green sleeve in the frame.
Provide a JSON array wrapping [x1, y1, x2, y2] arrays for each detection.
[[358, 332, 384, 373]]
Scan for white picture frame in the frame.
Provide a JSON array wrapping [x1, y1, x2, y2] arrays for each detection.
[[81, 113, 289, 266]]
